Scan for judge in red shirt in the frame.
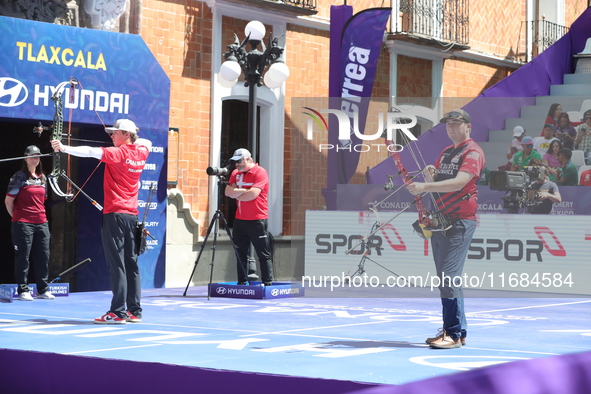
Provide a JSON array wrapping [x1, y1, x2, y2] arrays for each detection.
[[225, 148, 274, 286], [5, 145, 54, 301], [52, 119, 150, 324]]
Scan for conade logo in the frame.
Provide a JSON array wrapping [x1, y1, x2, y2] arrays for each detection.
[[0, 77, 28, 107]]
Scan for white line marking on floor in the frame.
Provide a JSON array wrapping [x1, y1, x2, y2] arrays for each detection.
[[473, 299, 591, 314], [63, 344, 162, 354]]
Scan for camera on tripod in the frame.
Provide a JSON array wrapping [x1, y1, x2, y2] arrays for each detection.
[[206, 160, 236, 177], [489, 166, 547, 213]]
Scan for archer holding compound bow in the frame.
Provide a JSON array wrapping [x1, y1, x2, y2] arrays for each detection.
[[51, 118, 152, 325], [406, 109, 485, 349]]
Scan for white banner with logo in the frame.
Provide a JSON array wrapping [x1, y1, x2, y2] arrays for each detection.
[[304, 211, 590, 296]]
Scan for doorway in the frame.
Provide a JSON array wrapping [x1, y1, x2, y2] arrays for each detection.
[[219, 99, 260, 227]]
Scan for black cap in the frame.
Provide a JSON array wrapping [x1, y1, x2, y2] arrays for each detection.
[[24, 145, 41, 156], [440, 109, 471, 124]]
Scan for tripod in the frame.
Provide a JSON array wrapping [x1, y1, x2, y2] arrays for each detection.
[[183, 177, 246, 299]]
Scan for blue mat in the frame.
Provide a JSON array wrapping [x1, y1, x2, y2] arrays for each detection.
[[1, 287, 590, 391]]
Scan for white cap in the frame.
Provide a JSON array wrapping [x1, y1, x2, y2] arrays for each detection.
[[105, 119, 138, 134], [512, 126, 525, 137], [230, 148, 252, 161]]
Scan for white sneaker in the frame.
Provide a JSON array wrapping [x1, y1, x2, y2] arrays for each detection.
[[17, 292, 34, 301], [37, 291, 55, 300]]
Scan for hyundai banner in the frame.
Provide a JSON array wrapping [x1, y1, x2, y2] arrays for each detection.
[[0, 16, 169, 291]]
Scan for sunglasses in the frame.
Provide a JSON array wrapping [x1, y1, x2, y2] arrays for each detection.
[[234, 158, 244, 164], [444, 112, 468, 123]]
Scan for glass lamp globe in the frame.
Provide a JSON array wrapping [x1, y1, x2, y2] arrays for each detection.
[[217, 74, 238, 88], [263, 72, 282, 89], [219, 60, 241, 82], [245, 21, 265, 42], [266, 62, 290, 84]]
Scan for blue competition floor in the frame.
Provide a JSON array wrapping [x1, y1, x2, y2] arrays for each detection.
[[1, 286, 591, 386]]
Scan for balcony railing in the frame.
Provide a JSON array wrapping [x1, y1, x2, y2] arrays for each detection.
[[281, 0, 316, 11], [528, 19, 569, 59], [390, 0, 469, 46]]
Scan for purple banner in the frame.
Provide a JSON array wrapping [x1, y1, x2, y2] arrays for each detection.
[[323, 5, 353, 210], [324, 7, 391, 209]]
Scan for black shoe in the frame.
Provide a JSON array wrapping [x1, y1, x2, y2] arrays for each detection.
[[263, 282, 273, 286], [237, 281, 247, 285]]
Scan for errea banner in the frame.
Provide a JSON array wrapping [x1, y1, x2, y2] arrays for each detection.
[[0, 15, 169, 131]]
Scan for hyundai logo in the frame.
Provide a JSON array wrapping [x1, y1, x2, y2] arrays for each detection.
[[215, 286, 227, 295], [271, 289, 279, 296], [0, 77, 28, 107]]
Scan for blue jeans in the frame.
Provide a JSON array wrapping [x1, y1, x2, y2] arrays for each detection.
[[431, 219, 477, 340]]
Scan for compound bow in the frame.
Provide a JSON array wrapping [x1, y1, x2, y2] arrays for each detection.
[[47, 78, 104, 211]]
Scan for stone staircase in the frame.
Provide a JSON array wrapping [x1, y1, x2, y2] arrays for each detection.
[[483, 73, 591, 170]]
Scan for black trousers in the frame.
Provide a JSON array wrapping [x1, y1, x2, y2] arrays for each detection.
[[101, 213, 142, 319], [233, 219, 273, 283], [12, 222, 50, 295]]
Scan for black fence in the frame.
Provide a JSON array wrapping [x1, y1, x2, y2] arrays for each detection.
[[528, 19, 569, 58], [391, 0, 470, 46]]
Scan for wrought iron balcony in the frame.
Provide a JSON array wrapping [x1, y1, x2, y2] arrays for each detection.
[[528, 19, 569, 59], [388, 0, 470, 48], [225, 0, 317, 15]]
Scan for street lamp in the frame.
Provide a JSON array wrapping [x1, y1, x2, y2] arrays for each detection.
[[218, 20, 290, 159]]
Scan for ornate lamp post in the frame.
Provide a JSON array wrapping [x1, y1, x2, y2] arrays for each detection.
[[218, 21, 290, 159]]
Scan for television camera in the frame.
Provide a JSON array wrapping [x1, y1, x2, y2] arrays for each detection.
[[489, 166, 547, 213]]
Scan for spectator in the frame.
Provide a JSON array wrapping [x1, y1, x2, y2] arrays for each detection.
[[554, 112, 577, 150], [512, 136, 542, 171], [479, 167, 491, 185], [580, 167, 591, 186], [555, 148, 578, 186], [543, 139, 563, 181], [575, 109, 591, 164], [533, 124, 558, 156], [498, 126, 525, 171], [544, 103, 562, 129]]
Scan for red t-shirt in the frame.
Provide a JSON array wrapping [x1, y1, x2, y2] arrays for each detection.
[[433, 139, 485, 220], [229, 164, 269, 220], [580, 169, 591, 186], [101, 144, 149, 215], [6, 171, 47, 223]]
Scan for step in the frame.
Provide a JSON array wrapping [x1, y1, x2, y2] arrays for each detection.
[[564, 73, 591, 85], [550, 84, 591, 96], [519, 105, 554, 119], [488, 129, 514, 143], [504, 118, 547, 134], [535, 96, 589, 110], [519, 104, 584, 121]]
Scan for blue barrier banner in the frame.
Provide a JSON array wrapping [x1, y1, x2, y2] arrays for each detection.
[[0, 16, 170, 291]]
